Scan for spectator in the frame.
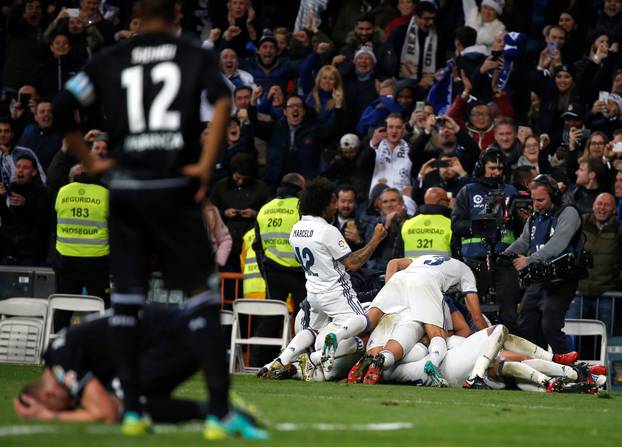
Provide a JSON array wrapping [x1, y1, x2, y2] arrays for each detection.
[[464, 0, 506, 49], [531, 65, 580, 143], [34, 31, 81, 98], [537, 25, 565, 72], [210, 153, 271, 273], [212, 114, 255, 183], [567, 192, 622, 339], [594, 0, 622, 44], [0, 154, 50, 265], [557, 9, 586, 65], [410, 113, 480, 177], [412, 153, 470, 205], [2, 0, 44, 93], [516, 134, 552, 175], [76, 0, 115, 46], [563, 158, 609, 215], [356, 78, 403, 136], [339, 46, 380, 132], [113, 15, 142, 42], [488, 118, 522, 173], [338, 13, 397, 79], [394, 79, 420, 119], [18, 99, 63, 172], [44, 8, 103, 61], [256, 93, 344, 187], [574, 32, 619, 106], [448, 71, 514, 151], [202, 199, 233, 269], [219, 48, 256, 88], [331, 184, 367, 251], [453, 26, 487, 84], [217, 0, 258, 58], [389, 1, 443, 89], [585, 92, 622, 138], [364, 187, 407, 271], [361, 113, 413, 198], [385, 0, 415, 38], [9, 85, 38, 138], [302, 64, 345, 126], [0, 118, 46, 189], [323, 133, 371, 205], [452, 147, 521, 332], [401, 187, 453, 259], [332, 0, 396, 47]]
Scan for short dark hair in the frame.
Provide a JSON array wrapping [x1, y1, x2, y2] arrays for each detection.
[[380, 187, 403, 203], [233, 85, 252, 96], [140, 0, 176, 22], [511, 166, 533, 186], [385, 112, 404, 124], [229, 153, 255, 177], [455, 26, 477, 48], [299, 177, 335, 216], [356, 13, 375, 26], [337, 184, 356, 199], [494, 117, 517, 131], [15, 154, 37, 168], [415, 1, 437, 16]]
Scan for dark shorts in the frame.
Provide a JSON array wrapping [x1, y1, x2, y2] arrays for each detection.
[[109, 185, 213, 293]]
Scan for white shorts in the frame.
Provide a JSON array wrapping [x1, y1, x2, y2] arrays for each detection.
[[367, 314, 401, 350], [370, 271, 446, 328], [306, 289, 365, 331]]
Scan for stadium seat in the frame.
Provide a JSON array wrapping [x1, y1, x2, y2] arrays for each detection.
[[229, 299, 290, 374], [43, 294, 105, 351], [563, 318, 608, 389], [0, 298, 49, 364]]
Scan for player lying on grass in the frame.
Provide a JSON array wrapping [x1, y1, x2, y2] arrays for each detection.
[[321, 255, 489, 385], [351, 313, 604, 392], [12, 304, 267, 438]]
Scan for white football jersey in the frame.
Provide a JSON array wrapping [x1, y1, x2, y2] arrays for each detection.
[[289, 215, 353, 295], [402, 256, 478, 295]]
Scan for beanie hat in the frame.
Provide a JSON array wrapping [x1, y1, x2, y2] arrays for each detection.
[[481, 0, 504, 16]]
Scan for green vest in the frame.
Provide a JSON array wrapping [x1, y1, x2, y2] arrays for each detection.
[[55, 182, 109, 257], [402, 213, 452, 258], [242, 229, 266, 298], [256, 197, 301, 268]]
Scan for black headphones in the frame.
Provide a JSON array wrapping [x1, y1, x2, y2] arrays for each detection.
[[472, 147, 504, 178], [531, 174, 561, 205]]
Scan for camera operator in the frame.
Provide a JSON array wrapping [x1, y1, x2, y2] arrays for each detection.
[[503, 174, 583, 354], [451, 147, 521, 332]]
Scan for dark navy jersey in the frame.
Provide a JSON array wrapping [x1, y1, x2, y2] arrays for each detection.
[[63, 31, 229, 179], [43, 305, 197, 399]]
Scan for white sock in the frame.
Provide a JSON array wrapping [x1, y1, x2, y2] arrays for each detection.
[[333, 314, 369, 341], [380, 350, 396, 367], [402, 342, 428, 363], [428, 337, 447, 367], [504, 334, 553, 361], [279, 329, 316, 365], [501, 361, 550, 386], [469, 325, 507, 379], [522, 359, 578, 380]]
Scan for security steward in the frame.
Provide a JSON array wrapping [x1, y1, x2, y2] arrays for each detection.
[[241, 228, 266, 299], [503, 174, 583, 354], [53, 164, 109, 326], [401, 187, 453, 258], [451, 148, 520, 332], [252, 173, 306, 363]]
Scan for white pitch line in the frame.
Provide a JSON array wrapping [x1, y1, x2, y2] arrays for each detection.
[[0, 421, 414, 437]]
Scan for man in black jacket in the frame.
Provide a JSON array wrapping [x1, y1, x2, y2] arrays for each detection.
[[0, 153, 50, 265]]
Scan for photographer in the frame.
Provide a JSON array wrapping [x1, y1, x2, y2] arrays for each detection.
[[451, 147, 521, 332], [503, 174, 583, 354]]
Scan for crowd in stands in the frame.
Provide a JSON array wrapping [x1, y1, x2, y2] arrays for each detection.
[[0, 0, 621, 344]]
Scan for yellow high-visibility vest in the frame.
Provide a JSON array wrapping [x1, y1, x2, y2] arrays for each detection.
[[256, 197, 300, 268], [241, 229, 266, 299], [401, 213, 452, 258], [55, 182, 109, 257]]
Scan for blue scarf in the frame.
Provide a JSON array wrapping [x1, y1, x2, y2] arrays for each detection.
[[427, 59, 454, 115]]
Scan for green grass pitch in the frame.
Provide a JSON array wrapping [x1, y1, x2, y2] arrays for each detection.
[[0, 363, 621, 447]]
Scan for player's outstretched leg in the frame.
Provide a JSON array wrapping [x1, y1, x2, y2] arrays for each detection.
[[503, 333, 577, 365], [464, 325, 507, 389], [424, 360, 448, 387]]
